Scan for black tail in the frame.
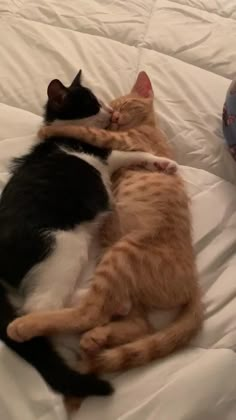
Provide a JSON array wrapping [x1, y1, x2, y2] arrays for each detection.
[[0, 284, 113, 397]]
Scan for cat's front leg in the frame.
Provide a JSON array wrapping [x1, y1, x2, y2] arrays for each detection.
[[108, 151, 178, 175], [38, 125, 146, 152]]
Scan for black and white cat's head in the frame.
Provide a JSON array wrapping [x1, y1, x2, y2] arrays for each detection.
[[44, 70, 111, 128]]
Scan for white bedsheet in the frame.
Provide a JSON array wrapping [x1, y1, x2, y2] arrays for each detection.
[[0, 1, 236, 419]]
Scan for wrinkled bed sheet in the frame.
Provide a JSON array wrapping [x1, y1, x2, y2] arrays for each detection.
[[0, 1, 236, 419]]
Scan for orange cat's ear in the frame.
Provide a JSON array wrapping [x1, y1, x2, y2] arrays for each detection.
[[131, 71, 154, 98]]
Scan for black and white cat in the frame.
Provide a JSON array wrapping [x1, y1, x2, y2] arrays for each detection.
[[0, 71, 114, 398], [0, 70, 176, 398]]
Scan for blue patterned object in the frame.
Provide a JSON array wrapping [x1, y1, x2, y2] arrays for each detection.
[[223, 79, 236, 160]]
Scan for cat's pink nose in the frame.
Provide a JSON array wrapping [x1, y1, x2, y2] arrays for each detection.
[[111, 111, 120, 123]]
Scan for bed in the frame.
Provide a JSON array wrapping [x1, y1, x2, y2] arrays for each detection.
[[0, 1, 236, 419]]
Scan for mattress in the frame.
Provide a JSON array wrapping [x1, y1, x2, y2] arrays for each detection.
[[0, 1, 236, 419]]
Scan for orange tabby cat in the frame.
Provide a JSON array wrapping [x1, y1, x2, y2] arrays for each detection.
[[7, 72, 203, 373]]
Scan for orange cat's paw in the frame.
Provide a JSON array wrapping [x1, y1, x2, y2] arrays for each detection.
[[7, 318, 35, 342], [38, 127, 51, 140], [80, 327, 109, 356]]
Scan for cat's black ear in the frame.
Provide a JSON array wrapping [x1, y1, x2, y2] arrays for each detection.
[[70, 70, 82, 88], [47, 79, 67, 108]]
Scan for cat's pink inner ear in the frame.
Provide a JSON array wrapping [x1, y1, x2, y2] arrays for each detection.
[[47, 79, 67, 106], [131, 71, 154, 98]]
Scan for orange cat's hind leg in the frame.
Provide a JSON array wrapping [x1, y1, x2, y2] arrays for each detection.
[[67, 285, 131, 333], [80, 315, 152, 356]]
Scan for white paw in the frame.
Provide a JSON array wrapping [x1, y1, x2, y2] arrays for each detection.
[[146, 159, 177, 174], [164, 160, 178, 174]]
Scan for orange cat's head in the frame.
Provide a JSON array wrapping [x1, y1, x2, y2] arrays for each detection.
[[109, 71, 155, 131]]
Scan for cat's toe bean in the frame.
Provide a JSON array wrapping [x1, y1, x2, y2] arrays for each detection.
[[153, 161, 163, 170], [143, 161, 159, 171], [114, 300, 131, 317], [166, 162, 178, 174]]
